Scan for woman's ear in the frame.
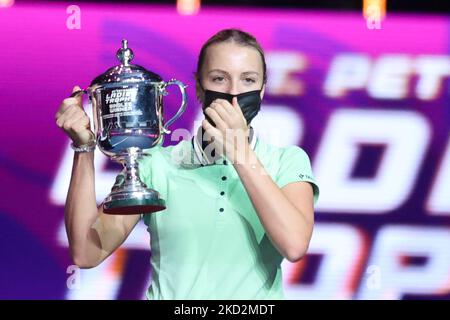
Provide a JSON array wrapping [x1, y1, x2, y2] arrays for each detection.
[[260, 83, 266, 100], [195, 74, 204, 103]]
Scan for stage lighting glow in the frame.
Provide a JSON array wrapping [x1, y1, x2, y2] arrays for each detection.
[[363, 0, 386, 19], [177, 0, 200, 15], [0, 0, 14, 8]]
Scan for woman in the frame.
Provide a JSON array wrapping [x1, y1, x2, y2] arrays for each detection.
[[55, 29, 319, 300]]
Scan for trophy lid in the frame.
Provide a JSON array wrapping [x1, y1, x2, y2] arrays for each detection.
[[90, 39, 162, 86]]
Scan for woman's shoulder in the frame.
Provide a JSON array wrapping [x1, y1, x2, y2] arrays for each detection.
[[256, 138, 311, 162]]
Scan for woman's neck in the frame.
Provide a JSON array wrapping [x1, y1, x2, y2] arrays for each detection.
[[196, 125, 250, 145]]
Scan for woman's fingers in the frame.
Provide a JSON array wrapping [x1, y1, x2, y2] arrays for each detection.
[[204, 107, 227, 130]]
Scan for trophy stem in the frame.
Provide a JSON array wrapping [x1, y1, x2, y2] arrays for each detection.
[[103, 147, 166, 215], [122, 148, 145, 188]]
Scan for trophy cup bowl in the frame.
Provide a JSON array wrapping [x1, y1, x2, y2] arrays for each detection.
[[72, 39, 187, 215]]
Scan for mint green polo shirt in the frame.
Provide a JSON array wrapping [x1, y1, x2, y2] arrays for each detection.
[[135, 132, 319, 300]]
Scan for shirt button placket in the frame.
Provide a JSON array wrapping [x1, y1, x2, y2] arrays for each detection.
[[219, 171, 227, 215]]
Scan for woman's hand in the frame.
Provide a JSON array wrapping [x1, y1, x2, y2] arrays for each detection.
[[55, 86, 95, 147], [202, 97, 251, 164]]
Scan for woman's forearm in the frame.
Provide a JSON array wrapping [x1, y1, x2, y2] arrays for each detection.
[[65, 151, 103, 268], [233, 147, 313, 262]]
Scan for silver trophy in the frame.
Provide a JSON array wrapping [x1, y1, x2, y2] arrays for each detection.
[[72, 39, 187, 215]]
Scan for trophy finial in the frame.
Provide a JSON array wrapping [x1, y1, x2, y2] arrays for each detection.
[[116, 39, 134, 66]]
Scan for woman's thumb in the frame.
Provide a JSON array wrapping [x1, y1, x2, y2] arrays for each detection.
[[71, 85, 84, 106], [72, 85, 81, 93]]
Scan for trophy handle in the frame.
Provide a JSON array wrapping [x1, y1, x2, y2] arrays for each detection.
[[70, 89, 88, 98], [161, 79, 187, 134]]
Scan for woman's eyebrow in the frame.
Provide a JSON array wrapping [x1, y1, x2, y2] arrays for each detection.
[[208, 69, 229, 75], [207, 70, 260, 76], [241, 71, 260, 76]]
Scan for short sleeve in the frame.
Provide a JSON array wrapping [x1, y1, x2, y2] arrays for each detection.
[[276, 146, 320, 205], [138, 154, 154, 190], [138, 154, 156, 221]]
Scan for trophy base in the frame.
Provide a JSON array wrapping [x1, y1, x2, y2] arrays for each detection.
[[103, 147, 166, 215], [103, 197, 166, 215]]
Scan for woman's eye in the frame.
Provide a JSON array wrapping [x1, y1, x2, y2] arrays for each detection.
[[212, 76, 225, 82], [244, 78, 256, 84]]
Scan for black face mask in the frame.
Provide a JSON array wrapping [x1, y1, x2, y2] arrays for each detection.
[[202, 89, 262, 126]]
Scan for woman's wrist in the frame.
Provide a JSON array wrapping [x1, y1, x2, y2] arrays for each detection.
[[71, 139, 96, 153]]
